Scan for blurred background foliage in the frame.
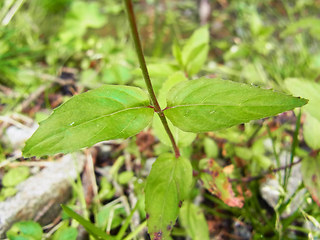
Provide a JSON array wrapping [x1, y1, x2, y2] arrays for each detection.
[[1, 0, 320, 110], [1, 0, 320, 239]]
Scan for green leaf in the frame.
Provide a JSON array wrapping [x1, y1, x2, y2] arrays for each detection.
[[97, 205, 126, 230], [172, 41, 183, 67], [145, 153, 193, 240], [153, 115, 196, 148], [1, 187, 17, 199], [181, 26, 209, 76], [280, 17, 320, 40], [303, 113, 320, 150], [3, 166, 29, 187], [59, 1, 107, 42], [52, 227, 78, 240], [101, 64, 132, 85], [165, 78, 307, 133], [179, 202, 210, 240], [199, 159, 243, 208], [6, 221, 42, 240], [204, 138, 219, 159], [133, 63, 177, 95], [157, 72, 187, 108], [301, 155, 320, 206], [23, 85, 154, 157], [118, 171, 134, 185], [61, 205, 115, 240], [153, 72, 196, 147], [285, 78, 320, 121]]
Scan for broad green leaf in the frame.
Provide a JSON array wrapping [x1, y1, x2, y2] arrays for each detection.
[[23, 85, 153, 157], [179, 201, 210, 240], [301, 155, 320, 206], [199, 159, 243, 208], [61, 205, 115, 240], [153, 72, 196, 147], [285, 78, 320, 121], [6, 221, 42, 240], [145, 153, 193, 240], [3, 166, 29, 187], [165, 78, 307, 133], [181, 26, 209, 76], [303, 113, 320, 150]]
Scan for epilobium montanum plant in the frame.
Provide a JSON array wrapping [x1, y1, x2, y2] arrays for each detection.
[[23, 0, 307, 239]]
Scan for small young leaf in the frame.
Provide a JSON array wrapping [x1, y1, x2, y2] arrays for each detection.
[[204, 138, 219, 158], [285, 78, 320, 121], [97, 205, 126, 230], [153, 115, 196, 147], [181, 26, 209, 76], [145, 153, 193, 240], [179, 201, 210, 240], [61, 205, 115, 240], [1, 187, 17, 199], [165, 78, 307, 133], [52, 227, 78, 240], [199, 159, 243, 208], [3, 166, 30, 187], [101, 64, 132, 85], [301, 156, 320, 206], [172, 41, 183, 67], [6, 221, 42, 240], [23, 85, 154, 157], [153, 72, 196, 147], [157, 72, 188, 108], [118, 171, 134, 185]]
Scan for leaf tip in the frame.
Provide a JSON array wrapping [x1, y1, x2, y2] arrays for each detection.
[[21, 147, 31, 158], [300, 97, 309, 106]]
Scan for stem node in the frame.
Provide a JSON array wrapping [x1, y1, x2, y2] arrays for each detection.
[[124, 0, 180, 158]]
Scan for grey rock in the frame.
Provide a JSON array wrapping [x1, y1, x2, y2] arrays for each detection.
[[260, 151, 306, 218], [5, 124, 38, 149], [0, 153, 85, 237]]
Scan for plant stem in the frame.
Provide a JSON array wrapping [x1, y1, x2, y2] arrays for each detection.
[[124, 0, 180, 158]]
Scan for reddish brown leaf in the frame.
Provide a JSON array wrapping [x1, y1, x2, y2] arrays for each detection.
[[200, 159, 244, 208]]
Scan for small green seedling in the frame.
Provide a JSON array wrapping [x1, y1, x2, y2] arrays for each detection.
[[23, 0, 308, 239]]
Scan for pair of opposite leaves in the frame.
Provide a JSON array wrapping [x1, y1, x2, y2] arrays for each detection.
[[23, 77, 307, 157]]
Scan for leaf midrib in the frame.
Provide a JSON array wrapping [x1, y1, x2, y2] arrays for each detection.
[[25, 106, 150, 153], [165, 103, 295, 110], [159, 159, 178, 231]]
